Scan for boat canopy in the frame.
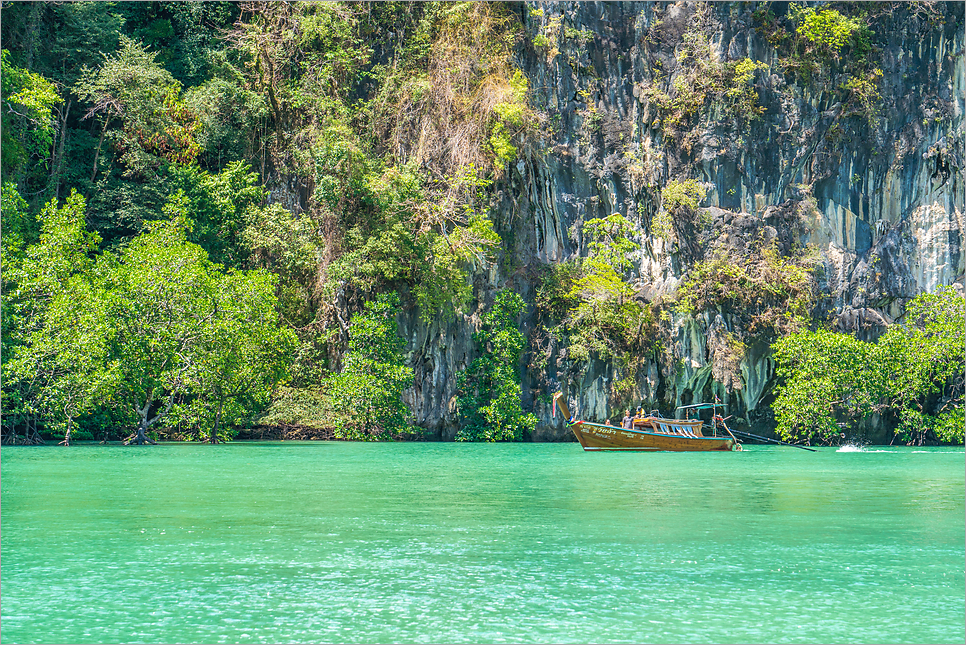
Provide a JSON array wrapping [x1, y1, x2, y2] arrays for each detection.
[[675, 402, 725, 420], [675, 403, 718, 410]]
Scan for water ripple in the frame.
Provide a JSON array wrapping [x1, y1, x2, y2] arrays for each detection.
[[2, 443, 963, 644]]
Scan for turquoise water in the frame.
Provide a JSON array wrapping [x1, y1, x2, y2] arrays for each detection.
[[1, 442, 963, 644]]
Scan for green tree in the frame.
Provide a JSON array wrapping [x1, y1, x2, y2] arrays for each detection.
[[1, 182, 36, 258], [318, 154, 500, 325], [12, 2, 124, 88], [456, 289, 537, 441], [1, 2, 126, 203], [324, 293, 415, 440], [673, 247, 816, 336], [1, 49, 61, 185], [99, 196, 220, 444], [771, 329, 880, 444], [180, 270, 297, 442], [99, 192, 297, 444], [74, 36, 200, 181], [1, 191, 107, 445], [241, 202, 320, 283], [119, 1, 240, 87], [1, 190, 100, 366], [240, 200, 321, 331], [169, 161, 268, 267], [788, 4, 865, 60], [226, 1, 370, 161], [185, 73, 267, 171], [771, 288, 964, 445], [877, 287, 965, 444], [225, 2, 512, 327], [653, 179, 707, 241], [15, 275, 115, 446]]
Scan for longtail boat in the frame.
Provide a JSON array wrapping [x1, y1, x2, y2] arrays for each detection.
[[552, 393, 740, 452]]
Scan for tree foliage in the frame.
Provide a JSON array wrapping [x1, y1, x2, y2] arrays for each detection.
[[2, 191, 109, 445], [1, 1, 541, 443], [99, 196, 295, 444], [788, 4, 865, 59], [456, 289, 537, 442], [177, 269, 297, 442], [1, 49, 61, 185], [772, 287, 965, 445], [4, 1, 957, 447], [641, 5, 767, 139], [1, 182, 37, 256], [75, 37, 201, 179], [752, 2, 880, 122], [169, 161, 268, 267], [877, 287, 965, 444], [652, 178, 708, 241], [674, 247, 817, 336], [562, 214, 652, 362], [772, 329, 880, 444], [2, 191, 294, 445], [324, 293, 415, 440]]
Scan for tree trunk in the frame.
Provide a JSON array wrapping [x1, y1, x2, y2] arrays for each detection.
[[48, 99, 71, 201], [134, 417, 149, 445], [28, 417, 44, 445], [125, 394, 169, 445], [126, 399, 155, 445], [24, 2, 41, 71], [59, 418, 73, 446], [209, 400, 223, 444], [130, 398, 151, 445], [91, 117, 109, 183], [130, 414, 157, 445], [2, 417, 19, 445]]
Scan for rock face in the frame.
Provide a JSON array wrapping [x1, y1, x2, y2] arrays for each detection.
[[402, 2, 965, 442]]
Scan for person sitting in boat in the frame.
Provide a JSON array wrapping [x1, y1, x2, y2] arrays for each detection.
[[622, 410, 633, 430], [631, 408, 647, 430]]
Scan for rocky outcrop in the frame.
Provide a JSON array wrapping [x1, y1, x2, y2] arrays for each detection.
[[403, 1, 965, 441]]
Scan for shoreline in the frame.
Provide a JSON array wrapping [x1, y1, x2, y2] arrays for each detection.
[[4, 438, 961, 448]]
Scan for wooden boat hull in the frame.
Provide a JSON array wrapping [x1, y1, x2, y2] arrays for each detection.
[[570, 421, 735, 452]]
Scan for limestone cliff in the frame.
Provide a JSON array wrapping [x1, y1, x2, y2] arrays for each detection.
[[402, 2, 965, 441]]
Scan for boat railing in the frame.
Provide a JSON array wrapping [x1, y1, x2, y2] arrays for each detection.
[[650, 418, 704, 437], [579, 420, 702, 437]]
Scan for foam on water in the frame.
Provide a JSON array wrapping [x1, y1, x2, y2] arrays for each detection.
[[837, 442, 905, 453]]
